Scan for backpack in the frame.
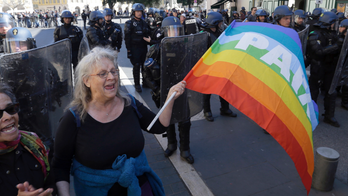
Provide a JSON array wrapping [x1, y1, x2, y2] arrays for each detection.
[[69, 94, 142, 127]]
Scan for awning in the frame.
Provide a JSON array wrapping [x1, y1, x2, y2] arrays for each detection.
[[211, 0, 231, 9]]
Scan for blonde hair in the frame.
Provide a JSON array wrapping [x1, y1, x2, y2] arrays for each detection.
[[69, 47, 130, 121]]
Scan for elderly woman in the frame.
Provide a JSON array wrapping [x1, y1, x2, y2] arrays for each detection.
[[52, 47, 186, 196], [0, 83, 54, 196]]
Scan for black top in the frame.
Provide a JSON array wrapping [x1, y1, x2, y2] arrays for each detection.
[[52, 98, 166, 183], [0, 144, 56, 196]]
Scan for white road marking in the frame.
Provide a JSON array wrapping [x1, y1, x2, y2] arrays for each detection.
[[119, 66, 214, 196]]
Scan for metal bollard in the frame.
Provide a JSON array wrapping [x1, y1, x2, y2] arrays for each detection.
[[312, 147, 340, 191]]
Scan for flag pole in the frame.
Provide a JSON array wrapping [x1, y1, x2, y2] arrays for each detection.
[[147, 92, 177, 131]]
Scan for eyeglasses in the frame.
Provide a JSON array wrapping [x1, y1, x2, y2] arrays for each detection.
[[90, 69, 119, 79], [0, 103, 20, 119]]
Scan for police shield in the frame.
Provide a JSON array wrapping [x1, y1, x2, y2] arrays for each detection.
[[78, 35, 90, 62], [329, 35, 348, 94], [0, 39, 73, 147], [298, 24, 310, 54], [160, 32, 208, 124]]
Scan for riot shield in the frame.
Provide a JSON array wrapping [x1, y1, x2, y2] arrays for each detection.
[[0, 38, 73, 147], [160, 32, 208, 124], [298, 24, 310, 54], [78, 35, 90, 62], [329, 35, 348, 94]]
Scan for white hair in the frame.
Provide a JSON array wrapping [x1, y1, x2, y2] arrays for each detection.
[[68, 47, 130, 121]]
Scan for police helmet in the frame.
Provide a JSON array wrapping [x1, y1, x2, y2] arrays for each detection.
[[232, 11, 238, 15], [132, 3, 145, 16], [294, 9, 306, 19], [317, 11, 337, 28], [305, 11, 311, 17], [103, 8, 114, 17], [241, 7, 245, 11], [337, 12, 346, 22], [256, 9, 268, 16], [202, 12, 223, 28], [273, 5, 292, 21], [172, 8, 177, 13], [0, 13, 16, 37], [161, 16, 183, 37], [3, 27, 36, 53], [60, 10, 74, 23], [148, 8, 155, 16], [340, 19, 348, 27], [331, 8, 337, 13], [89, 11, 105, 26], [312, 8, 324, 18]]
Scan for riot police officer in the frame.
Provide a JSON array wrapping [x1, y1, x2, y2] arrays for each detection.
[[103, 8, 122, 52], [338, 19, 348, 110], [255, 9, 268, 22], [294, 9, 306, 32], [86, 11, 110, 49], [184, 10, 199, 35], [146, 8, 157, 33], [273, 5, 292, 28], [200, 12, 237, 122], [0, 12, 16, 53], [143, 16, 194, 164], [307, 11, 343, 127], [3, 27, 36, 53], [54, 10, 83, 69], [308, 8, 324, 32], [124, 3, 151, 92]]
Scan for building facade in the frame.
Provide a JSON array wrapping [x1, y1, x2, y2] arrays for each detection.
[[32, 0, 103, 14], [1, 0, 34, 13]]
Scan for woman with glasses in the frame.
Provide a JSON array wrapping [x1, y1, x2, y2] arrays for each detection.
[[0, 83, 55, 196], [53, 47, 185, 196]]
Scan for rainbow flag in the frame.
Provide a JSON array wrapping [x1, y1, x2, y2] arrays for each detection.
[[184, 21, 319, 194]]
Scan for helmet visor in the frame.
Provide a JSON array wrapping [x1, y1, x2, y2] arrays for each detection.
[[163, 25, 184, 37], [3, 38, 28, 53]]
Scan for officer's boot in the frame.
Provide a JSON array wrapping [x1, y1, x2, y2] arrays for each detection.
[[179, 120, 194, 164], [203, 94, 214, 122], [164, 124, 177, 157], [341, 85, 348, 110], [133, 64, 142, 92], [220, 97, 237, 117], [323, 92, 340, 127]]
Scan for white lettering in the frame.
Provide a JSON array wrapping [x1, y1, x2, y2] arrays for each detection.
[[235, 32, 269, 51], [260, 45, 292, 82]]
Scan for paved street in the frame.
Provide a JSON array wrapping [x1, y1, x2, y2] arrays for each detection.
[[29, 19, 348, 196]]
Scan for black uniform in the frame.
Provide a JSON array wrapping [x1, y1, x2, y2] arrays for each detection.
[[184, 16, 199, 35], [294, 23, 306, 32], [203, 28, 235, 116], [81, 11, 87, 29], [104, 21, 123, 51], [307, 26, 342, 126], [307, 17, 319, 32], [54, 23, 83, 68], [143, 43, 194, 164], [124, 17, 151, 89], [86, 24, 111, 49]]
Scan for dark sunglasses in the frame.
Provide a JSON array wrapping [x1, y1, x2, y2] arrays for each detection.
[[0, 103, 20, 119]]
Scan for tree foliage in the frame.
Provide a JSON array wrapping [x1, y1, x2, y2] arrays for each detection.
[[102, 0, 116, 9]]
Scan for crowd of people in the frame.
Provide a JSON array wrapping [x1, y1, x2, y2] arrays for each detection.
[[0, 3, 347, 196]]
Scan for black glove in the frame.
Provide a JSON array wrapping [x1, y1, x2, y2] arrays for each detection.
[[127, 51, 132, 59], [337, 37, 344, 47]]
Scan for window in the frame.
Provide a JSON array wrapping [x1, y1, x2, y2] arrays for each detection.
[[53, 0, 56, 3]]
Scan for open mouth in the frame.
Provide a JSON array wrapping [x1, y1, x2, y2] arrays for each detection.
[[1, 123, 16, 133], [105, 84, 115, 91]]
